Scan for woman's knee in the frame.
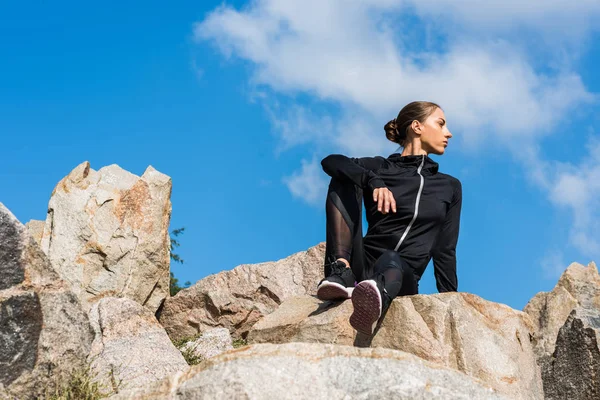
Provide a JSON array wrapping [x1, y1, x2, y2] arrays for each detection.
[[374, 250, 406, 273]]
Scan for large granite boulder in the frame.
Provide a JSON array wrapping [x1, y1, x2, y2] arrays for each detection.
[[158, 243, 325, 341], [39, 161, 172, 312], [249, 293, 542, 400], [524, 261, 600, 399], [110, 343, 508, 399], [0, 203, 93, 399], [88, 297, 188, 392]]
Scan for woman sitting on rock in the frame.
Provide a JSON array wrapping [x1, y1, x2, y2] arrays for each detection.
[[317, 101, 462, 335]]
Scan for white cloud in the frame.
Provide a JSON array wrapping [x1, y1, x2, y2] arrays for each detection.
[[267, 104, 392, 157], [407, 0, 600, 35], [196, 1, 594, 146], [283, 158, 329, 205], [571, 232, 600, 259], [265, 104, 335, 153], [333, 115, 392, 157], [547, 136, 600, 260], [551, 173, 590, 210], [541, 250, 567, 279]]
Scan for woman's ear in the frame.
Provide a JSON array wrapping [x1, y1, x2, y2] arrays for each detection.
[[411, 119, 422, 135]]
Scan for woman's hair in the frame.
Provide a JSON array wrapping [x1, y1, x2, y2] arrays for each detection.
[[384, 101, 441, 146]]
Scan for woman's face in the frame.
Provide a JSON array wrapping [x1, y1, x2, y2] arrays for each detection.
[[417, 107, 452, 155]]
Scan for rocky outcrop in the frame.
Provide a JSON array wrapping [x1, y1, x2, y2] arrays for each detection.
[[39, 162, 172, 312], [158, 243, 325, 341], [88, 297, 188, 392], [0, 203, 93, 399], [24, 219, 44, 246], [8, 154, 600, 400], [180, 328, 233, 361], [524, 261, 600, 399], [542, 309, 600, 399], [249, 293, 542, 400], [524, 262, 599, 358], [110, 343, 508, 400]]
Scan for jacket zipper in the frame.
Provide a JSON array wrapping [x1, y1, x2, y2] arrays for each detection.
[[394, 154, 425, 251]]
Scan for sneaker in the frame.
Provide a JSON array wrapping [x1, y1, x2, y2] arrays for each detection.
[[349, 275, 387, 335], [316, 259, 356, 301]]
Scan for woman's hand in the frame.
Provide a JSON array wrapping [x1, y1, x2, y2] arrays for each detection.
[[373, 187, 396, 214]]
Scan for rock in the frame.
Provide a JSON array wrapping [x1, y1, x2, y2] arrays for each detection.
[[524, 261, 600, 399], [88, 297, 188, 391], [524, 261, 599, 357], [158, 243, 325, 341], [180, 328, 233, 361], [109, 343, 508, 400], [24, 220, 45, 246], [0, 203, 93, 400], [249, 293, 542, 400], [39, 161, 172, 312], [248, 295, 355, 345], [107, 372, 184, 400], [542, 309, 600, 399]]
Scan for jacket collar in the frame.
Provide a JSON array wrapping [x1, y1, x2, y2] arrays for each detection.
[[387, 153, 439, 174]]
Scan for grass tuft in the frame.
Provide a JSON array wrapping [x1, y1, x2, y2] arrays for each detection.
[[179, 345, 205, 366], [232, 338, 248, 348], [43, 364, 117, 400], [171, 333, 205, 366]]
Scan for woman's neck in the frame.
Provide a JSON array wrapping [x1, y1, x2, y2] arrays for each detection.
[[400, 141, 428, 157]]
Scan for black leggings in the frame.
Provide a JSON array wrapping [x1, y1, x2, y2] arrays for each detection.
[[325, 178, 418, 299]]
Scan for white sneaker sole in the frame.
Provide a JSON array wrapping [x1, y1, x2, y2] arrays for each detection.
[[316, 281, 353, 301], [349, 280, 382, 335]]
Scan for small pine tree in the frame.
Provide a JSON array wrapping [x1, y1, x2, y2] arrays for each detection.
[[170, 227, 190, 296]]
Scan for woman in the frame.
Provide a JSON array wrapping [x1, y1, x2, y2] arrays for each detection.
[[316, 101, 462, 335]]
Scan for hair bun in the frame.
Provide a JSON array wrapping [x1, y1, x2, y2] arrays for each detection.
[[384, 119, 399, 143]]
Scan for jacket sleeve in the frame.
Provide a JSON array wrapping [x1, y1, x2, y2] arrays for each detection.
[[431, 179, 462, 292], [321, 154, 387, 190]]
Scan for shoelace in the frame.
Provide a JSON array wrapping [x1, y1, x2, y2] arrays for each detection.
[[325, 255, 346, 276]]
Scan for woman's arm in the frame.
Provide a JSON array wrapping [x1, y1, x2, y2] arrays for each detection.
[[431, 179, 462, 292], [321, 154, 387, 190]]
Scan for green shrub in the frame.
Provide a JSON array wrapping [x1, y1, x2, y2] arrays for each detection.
[[179, 345, 204, 366]]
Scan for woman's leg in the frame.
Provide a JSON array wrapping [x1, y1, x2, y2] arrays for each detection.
[[372, 250, 418, 299], [324, 178, 368, 280], [350, 250, 417, 334], [318, 178, 365, 300]]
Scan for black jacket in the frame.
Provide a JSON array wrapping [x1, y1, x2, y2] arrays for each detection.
[[321, 153, 462, 292]]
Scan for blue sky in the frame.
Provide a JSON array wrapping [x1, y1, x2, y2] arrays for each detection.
[[2, 1, 600, 310]]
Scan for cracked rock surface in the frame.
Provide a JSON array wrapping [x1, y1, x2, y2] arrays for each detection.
[[36, 161, 172, 312], [88, 297, 188, 391], [158, 243, 324, 341]]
